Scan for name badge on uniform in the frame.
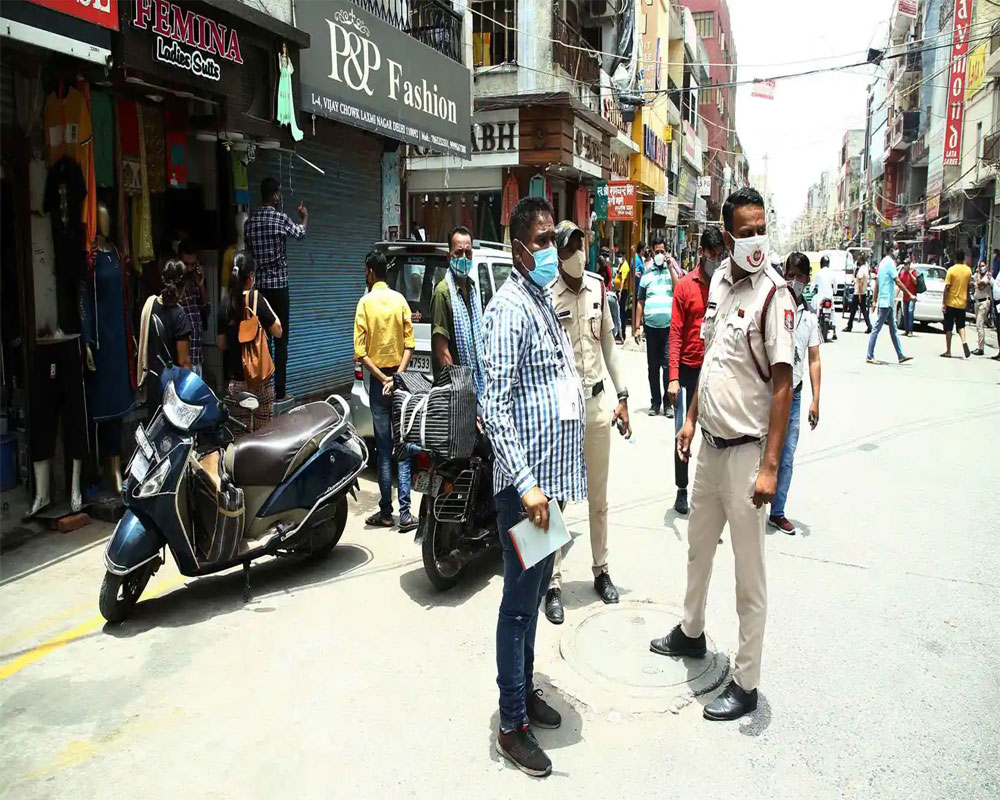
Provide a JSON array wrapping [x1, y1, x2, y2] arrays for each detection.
[[556, 377, 581, 421]]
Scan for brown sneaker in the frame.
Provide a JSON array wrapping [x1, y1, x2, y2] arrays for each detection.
[[768, 515, 796, 535], [496, 725, 552, 777]]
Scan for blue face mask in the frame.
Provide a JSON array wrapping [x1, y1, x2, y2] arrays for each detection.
[[450, 256, 472, 277], [527, 245, 559, 288]]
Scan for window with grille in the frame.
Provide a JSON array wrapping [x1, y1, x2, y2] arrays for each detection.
[[473, 0, 517, 67], [692, 11, 714, 39]]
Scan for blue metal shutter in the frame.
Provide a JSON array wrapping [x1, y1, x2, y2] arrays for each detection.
[[249, 130, 382, 398]]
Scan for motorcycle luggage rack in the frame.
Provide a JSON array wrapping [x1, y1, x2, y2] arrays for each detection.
[[433, 468, 476, 524]]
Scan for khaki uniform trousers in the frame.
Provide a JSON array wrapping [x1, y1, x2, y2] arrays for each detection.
[[975, 299, 990, 350], [551, 392, 610, 589], [682, 439, 767, 691]]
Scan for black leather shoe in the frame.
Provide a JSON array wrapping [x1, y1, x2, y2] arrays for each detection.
[[649, 623, 707, 657], [594, 572, 619, 604], [544, 589, 564, 625], [527, 688, 561, 729], [703, 679, 758, 721], [674, 489, 689, 515]]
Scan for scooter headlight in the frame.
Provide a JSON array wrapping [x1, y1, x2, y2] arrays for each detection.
[[136, 457, 171, 497], [162, 380, 203, 430]]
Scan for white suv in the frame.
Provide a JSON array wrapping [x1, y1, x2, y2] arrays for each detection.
[[348, 240, 513, 445]]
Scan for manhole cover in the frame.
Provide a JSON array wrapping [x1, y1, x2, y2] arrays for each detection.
[[554, 602, 728, 712]]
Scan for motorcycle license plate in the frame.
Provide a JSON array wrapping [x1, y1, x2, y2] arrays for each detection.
[[409, 354, 431, 375], [130, 451, 150, 482], [135, 425, 155, 460]]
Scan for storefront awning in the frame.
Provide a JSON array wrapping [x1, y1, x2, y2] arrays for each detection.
[[928, 221, 961, 231]]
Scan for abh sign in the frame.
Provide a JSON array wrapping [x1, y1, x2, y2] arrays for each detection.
[[297, 0, 471, 159], [124, 0, 243, 89]]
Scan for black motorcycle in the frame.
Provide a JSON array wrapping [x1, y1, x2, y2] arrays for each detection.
[[413, 434, 498, 590]]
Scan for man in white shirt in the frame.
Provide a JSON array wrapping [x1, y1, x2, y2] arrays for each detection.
[[811, 254, 839, 340], [769, 252, 821, 535], [845, 254, 872, 333]]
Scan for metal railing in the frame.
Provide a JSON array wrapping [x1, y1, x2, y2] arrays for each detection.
[[353, 0, 463, 63], [472, 0, 517, 67], [553, 17, 599, 85]]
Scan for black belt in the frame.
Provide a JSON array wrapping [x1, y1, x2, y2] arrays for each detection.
[[701, 429, 760, 449], [793, 381, 803, 394], [590, 379, 604, 397]]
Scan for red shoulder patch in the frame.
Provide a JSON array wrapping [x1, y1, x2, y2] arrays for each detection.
[[784, 308, 795, 332]]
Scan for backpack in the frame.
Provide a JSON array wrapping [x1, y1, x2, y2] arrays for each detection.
[[238, 291, 274, 390]]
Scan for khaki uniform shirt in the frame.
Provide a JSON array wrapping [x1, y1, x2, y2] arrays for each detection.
[[698, 260, 796, 440], [552, 272, 626, 394]]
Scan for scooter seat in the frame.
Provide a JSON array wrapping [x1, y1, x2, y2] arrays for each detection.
[[229, 401, 342, 487]]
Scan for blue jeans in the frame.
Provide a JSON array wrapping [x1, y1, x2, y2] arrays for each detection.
[[369, 374, 412, 519], [771, 390, 801, 518], [495, 485, 555, 731], [608, 292, 622, 340], [866, 307, 905, 361], [902, 299, 915, 333]]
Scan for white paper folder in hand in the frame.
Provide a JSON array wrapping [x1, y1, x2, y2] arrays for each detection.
[[507, 500, 571, 570]]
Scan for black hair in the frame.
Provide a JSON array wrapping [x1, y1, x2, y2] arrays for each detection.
[[785, 252, 811, 278], [227, 252, 257, 325], [160, 259, 185, 305], [366, 249, 388, 280], [855, 252, 867, 265], [261, 177, 279, 202], [177, 238, 198, 257], [653, 235, 666, 248], [722, 187, 765, 233], [509, 196, 554, 245], [955, 249, 966, 263], [700, 226, 724, 250], [448, 225, 472, 250]]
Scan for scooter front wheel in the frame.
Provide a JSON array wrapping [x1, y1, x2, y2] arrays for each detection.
[[99, 562, 155, 623]]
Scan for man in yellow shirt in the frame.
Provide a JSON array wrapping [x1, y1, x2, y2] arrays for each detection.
[[942, 250, 973, 359], [354, 250, 417, 531], [615, 256, 631, 337]]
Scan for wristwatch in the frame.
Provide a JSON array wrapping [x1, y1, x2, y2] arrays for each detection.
[[617, 389, 629, 402]]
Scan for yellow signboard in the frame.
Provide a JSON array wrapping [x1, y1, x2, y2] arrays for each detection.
[[966, 42, 988, 101], [664, 125, 672, 143]]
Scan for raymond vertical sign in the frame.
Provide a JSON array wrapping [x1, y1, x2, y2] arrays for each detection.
[[944, 0, 971, 167]]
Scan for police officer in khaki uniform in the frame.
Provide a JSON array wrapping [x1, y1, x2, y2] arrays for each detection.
[[544, 220, 631, 624], [649, 188, 795, 721]]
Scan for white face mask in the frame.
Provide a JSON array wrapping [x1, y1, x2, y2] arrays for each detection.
[[653, 253, 666, 267], [730, 233, 770, 273], [560, 250, 586, 279]]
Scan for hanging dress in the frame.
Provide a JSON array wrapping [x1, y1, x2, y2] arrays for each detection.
[[277, 55, 304, 142]]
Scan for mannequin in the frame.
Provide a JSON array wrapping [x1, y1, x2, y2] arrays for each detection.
[[84, 202, 133, 494]]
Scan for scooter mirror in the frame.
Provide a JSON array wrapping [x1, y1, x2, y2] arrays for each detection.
[[238, 394, 260, 411]]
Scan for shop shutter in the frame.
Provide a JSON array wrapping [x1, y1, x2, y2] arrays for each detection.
[[250, 129, 382, 398]]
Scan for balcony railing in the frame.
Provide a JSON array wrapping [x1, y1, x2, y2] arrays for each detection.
[[984, 131, 1000, 166], [553, 17, 600, 85], [354, 0, 463, 63], [885, 109, 919, 160]]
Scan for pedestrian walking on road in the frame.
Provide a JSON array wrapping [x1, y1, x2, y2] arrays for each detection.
[[481, 197, 586, 778], [244, 177, 307, 400], [649, 187, 796, 722], [667, 226, 726, 515], [866, 245, 914, 364], [993, 273, 1000, 360], [971, 260, 993, 356], [635, 236, 675, 417], [941, 250, 973, 359], [768, 253, 821, 535], [177, 239, 210, 375], [845, 253, 872, 333], [899, 259, 918, 336], [543, 220, 631, 626], [354, 250, 418, 533]]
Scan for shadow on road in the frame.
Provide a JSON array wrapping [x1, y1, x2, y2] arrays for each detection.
[[102, 544, 372, 636], [397, 552, 501, 608], [558, 579, 631, 611]]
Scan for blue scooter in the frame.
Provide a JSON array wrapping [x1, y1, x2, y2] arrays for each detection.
[[100, 367, 367, 622]]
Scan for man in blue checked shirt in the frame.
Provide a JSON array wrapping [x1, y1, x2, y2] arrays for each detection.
[[481, 196, 586, 779]]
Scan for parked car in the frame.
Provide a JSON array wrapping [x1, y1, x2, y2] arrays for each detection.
[[348, 240, 513, 448], [894, 263, 947, 329]]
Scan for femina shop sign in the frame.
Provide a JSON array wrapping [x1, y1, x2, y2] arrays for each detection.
[[130, 0, 243, 82], [943, 0, 971, 167], [29, 0, 118, 30], [297, 0, 472, 160]]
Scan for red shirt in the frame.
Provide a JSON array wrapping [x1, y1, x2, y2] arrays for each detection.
[[669, 265, 711, 380], [899, 268, 917, 297]]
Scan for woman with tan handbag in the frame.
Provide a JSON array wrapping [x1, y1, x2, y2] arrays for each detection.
[[219, 253, 283, 434]]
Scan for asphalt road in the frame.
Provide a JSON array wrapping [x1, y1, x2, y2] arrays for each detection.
[[1, 323, 998, 799]]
